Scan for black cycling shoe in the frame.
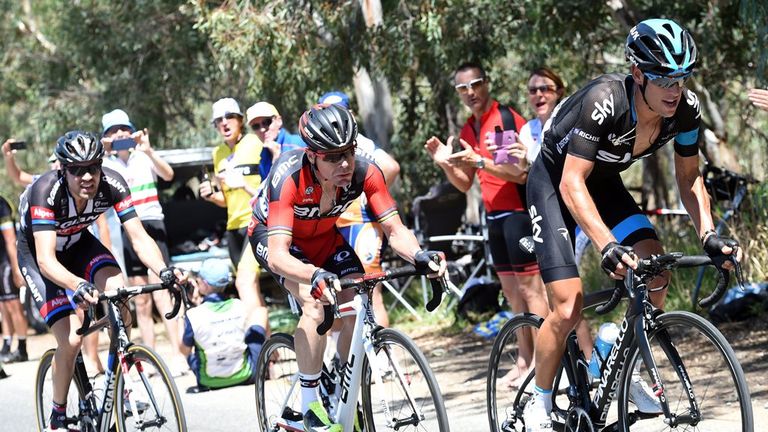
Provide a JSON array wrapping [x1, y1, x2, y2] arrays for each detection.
[[185, 385, 211, 394], [48, 412, 78, 431], [4, 350, 28, 363], [0, 368, 9, 379]]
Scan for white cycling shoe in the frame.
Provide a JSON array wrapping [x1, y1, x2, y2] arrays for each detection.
[[628, 370, 663, 414], [523, 396, 553, 432]]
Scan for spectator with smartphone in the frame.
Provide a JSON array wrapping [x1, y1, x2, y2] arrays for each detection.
[[245, 101, 305, 178], [425, 61, 548, 386], [0, 195, 28, 363], [2, 139, 60, 187], [99, 109, 188, 375], [200, 98, 270, 340]]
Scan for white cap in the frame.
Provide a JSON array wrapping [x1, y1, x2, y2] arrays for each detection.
[[246, 102, 279, 125], [101, 109, 135, 136], [211, 98, 243, 124]]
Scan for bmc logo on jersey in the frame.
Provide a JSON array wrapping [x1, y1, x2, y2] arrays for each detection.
[[271, 154, 301, 188], [591, 94, 615, 125], [32, 206, 55, 220], [115, 196, 134, 212]]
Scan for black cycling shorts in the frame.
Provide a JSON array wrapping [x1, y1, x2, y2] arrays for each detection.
[[17, 230, 121, 327], [122, 219, 170, 277], [486, 211, 540, 276], [248, 223, 364, 290], [526, 158, 658, 284], [0, 261, 19, 301]]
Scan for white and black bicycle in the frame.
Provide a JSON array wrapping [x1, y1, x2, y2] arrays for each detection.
[[255, 264, 450, 431]]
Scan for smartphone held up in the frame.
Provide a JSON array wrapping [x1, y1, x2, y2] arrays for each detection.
[[10, 141, 27, 151], [492, 127, 519, 165]]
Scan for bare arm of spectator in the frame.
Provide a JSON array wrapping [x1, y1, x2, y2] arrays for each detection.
[[2, 139, 36, 186], [373, 149, 400, 185], [134, 129, 174, 181], [95, 213, 113, 252], [2, 225, 24, 289], [424, 136, 475, 192], [749, 88, 768, 112]]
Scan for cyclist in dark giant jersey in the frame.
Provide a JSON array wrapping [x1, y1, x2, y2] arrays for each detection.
[[16, 131, 186, 431], [523, 19, 741, 431], [248, 104, 446, 432]]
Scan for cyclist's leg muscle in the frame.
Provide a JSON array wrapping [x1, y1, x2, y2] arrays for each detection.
[[49, 314, 84, 404], [536, 277, 584, 389]]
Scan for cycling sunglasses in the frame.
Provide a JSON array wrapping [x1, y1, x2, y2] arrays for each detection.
[[250, 117, 273, 132], [646, 73, 689, 89], [315, 144, 357, 164], [65, 161, 102, 177], [528, 84, 557, 95], [454, 77, 486, 94]]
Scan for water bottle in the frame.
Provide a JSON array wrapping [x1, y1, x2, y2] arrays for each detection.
[[588, 322, 620, 379]]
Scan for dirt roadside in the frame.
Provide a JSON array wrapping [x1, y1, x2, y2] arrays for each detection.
[[409, 315, 768, 430]]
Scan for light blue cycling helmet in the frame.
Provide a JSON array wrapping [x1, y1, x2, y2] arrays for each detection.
[[625, 18, 697, 78]]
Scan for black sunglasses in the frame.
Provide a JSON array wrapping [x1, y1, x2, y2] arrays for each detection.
[[65, 161, 102, 177], [528, 85, 557, 95], [250, 117, 274, 132], [213, 113, 242, 127]]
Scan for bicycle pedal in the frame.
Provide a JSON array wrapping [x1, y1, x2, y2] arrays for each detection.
[[281, 406, 303, 422]]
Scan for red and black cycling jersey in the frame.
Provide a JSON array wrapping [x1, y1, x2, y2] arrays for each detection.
[[18, 168, 137, 251], [249, 149, 398, 262], [539, 73, 701, 180], [459, 100, 528, 212]]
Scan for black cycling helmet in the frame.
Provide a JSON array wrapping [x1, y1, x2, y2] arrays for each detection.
[[298, 103, 358, 152], [625, 18, 697, 78], [54, 130, 104, 165]]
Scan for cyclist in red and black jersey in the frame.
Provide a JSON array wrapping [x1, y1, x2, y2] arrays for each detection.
[[16, 131, 186, 431], [249, 104, 446, 431], [523, 20, 742, 430]]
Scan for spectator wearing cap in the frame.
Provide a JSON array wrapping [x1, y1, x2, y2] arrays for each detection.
[[245, 101, 305, 178], [99, 109, 188, 374], [181, 258, 265, 392], [201, 98, 270, 341], [319, 91, 400, 327]]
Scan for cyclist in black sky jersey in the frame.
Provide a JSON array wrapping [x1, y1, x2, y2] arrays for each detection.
[[522, 19, 742, 431], [16, 131, 186, 431]]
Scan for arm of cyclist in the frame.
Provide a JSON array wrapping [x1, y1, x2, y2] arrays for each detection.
[[33, 230, 98, 307], [560, 155, 637, 279], [122, 217, 188, 284], [379, 214, 447, 277], [424, 136, 475, 192], [674, 153, 741, 267], [266, 233, 339, 305]]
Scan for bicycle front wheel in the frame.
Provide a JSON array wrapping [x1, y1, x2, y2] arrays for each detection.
[[35, 348, 83, 431], [618, 311, 752, 431], [486, 314, 542, 432], [255, 333, 301, 432], [361, 328, 449, 431], [115, 344, 186, 431]]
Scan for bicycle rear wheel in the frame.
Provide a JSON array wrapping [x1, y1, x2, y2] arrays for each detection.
[[115, 344, 186, 431], [361, 328, 449, 431], [34, 348, 85, 431], [255, 333, 302, 431], [618, 311, 752, 431], [486, 314, 542, 432]]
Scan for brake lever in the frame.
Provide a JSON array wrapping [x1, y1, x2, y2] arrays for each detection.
[[76, 304, 95, 336]]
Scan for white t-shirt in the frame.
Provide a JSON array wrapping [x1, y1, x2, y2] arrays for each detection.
[[103, 152, 164, 220], [520, 118, 543, 163]]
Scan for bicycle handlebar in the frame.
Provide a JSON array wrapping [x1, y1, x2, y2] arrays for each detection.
[[594, 253, 742, 315], [316, 264, 448, 335]]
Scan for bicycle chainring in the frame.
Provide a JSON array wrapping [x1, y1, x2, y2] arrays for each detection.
[[563, 406, 594, 432]]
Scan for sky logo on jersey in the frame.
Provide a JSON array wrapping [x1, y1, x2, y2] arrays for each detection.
[[685, 90, 701, 118], [31, 206, 55, 222], [591, 94, 615, 125], [528, 205, 544, 243], [596, 150, 631, 163]]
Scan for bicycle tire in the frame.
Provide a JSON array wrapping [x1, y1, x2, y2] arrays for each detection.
[[255, 333, 301, 432], [360, 328, 449, 431], [34, 348, 85, 431], [486, 313, 543, 432], [115, 344, 187, 432], [617, 311, 753, 431]]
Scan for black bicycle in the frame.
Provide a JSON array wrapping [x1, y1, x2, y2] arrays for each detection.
[[487, 251, 753, 431], [34, 281, 190, 432]]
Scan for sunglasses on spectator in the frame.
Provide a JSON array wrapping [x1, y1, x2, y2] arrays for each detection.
[[65, 161, 102, 177], [454, 77, 486, 94], [250, 117, 274, 132], [528, 85, 557, 95], [646, 73, 689, 89], [213, 113, 241, 127], [315, 145, 357, 164]]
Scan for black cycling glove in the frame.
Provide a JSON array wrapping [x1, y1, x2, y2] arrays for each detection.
[[159, 267, 178, 287], [702, 232, 739, 269], [310, 269, 339, 301], [72, 281, 97, 304], [414, 250, 445, 275], [600, 242, 634, 275]]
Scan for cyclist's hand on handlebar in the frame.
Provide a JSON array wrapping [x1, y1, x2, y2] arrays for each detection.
[[600, 242, 637, 280], [702, 232, 741, 271], [159, 266, 188, 287], [310, 268, 340, 305], [414, 250, 447, 278], [72, 281, 98, 309]]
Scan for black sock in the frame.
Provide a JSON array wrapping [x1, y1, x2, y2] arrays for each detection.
[[17, 337, 26, 354], [1, 337, 11, 352]]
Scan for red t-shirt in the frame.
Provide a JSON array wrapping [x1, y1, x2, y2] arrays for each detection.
[[459, 100, 527, 212]]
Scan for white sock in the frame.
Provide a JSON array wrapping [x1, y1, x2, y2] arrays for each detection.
[[534, 385, 553, 414], [299, 372, 321, 413]]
